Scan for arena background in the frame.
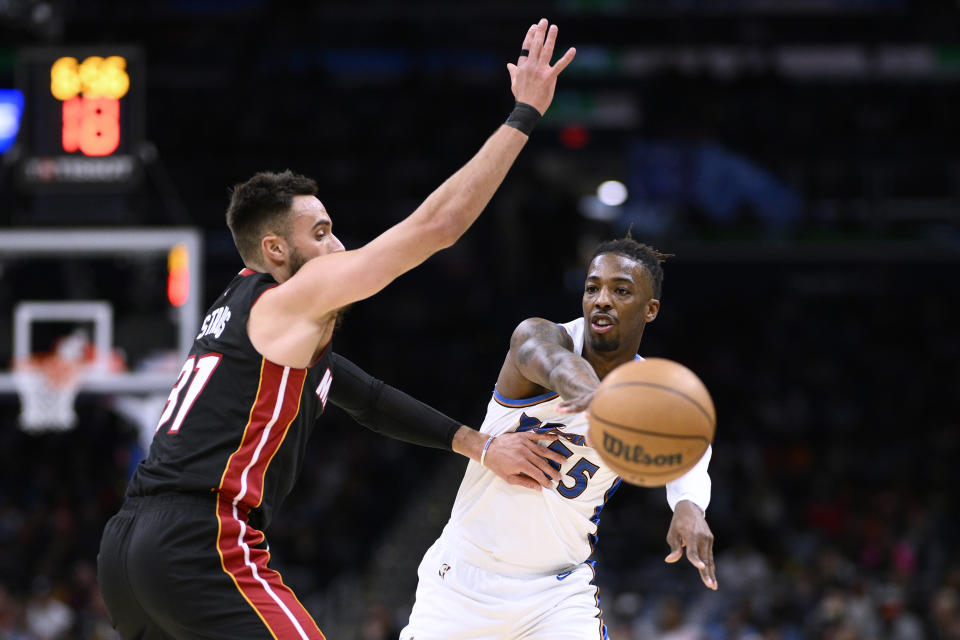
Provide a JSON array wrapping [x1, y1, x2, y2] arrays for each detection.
[[1, 1, 958, 638]]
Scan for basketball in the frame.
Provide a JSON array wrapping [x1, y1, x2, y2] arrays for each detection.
[[588, 358, 715, 487]]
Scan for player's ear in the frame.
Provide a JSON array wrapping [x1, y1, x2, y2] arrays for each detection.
[[645, 299, 660, 323], [261, 233, 287, 267]]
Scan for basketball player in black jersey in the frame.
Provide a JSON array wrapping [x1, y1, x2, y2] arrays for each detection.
[[97, 20, 576, 640]]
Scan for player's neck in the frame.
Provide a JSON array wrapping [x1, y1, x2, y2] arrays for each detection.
[[258, 263, 290, 284], [246, 254, 292, 284], [584, 345, 641, 381]]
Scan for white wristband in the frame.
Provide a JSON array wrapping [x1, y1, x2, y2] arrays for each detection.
[[480, 435, 496, 467]]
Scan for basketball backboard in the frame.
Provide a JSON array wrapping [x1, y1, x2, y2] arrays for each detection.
[[0, 227, 203, 436]]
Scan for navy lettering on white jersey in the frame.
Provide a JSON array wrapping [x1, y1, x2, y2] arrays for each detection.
[[440, 318, 623, 575]]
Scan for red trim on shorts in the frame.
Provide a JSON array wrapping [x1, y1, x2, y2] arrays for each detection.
[[216, 496, 325, 640]]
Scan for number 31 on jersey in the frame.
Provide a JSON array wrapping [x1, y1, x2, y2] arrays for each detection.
[[156, 353, 222, 434]]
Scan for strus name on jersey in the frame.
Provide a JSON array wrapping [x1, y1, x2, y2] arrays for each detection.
[[196, 306, 232, 340]]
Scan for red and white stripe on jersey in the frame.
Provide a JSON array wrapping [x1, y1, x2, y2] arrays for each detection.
[[218, 359, 304, 507], [215, 358, 325, 640]]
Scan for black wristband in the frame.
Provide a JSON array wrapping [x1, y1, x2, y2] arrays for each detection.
[[504, 101, 542, 136]]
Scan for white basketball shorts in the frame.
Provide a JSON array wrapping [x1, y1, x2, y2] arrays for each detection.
[[399, 538, 609, 640]]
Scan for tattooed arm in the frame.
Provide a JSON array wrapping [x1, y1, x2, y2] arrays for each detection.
[[494, 317, 600, 404]]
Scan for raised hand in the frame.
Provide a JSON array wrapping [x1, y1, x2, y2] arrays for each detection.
[[506, 19, 577, 115]]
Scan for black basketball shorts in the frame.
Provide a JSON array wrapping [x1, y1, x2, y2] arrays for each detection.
[[97, 493, 326, 639]]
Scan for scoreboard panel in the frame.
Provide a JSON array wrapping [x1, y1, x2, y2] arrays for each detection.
[[15, 46, 144, 192]]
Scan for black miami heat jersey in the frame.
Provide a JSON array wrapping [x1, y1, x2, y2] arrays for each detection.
[[127, 268, 334, 530]]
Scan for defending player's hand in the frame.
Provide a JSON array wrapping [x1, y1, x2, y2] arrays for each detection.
[[483, 431, 567, 491], [665, 500, 718, 590], [506, 19, 576, 115]]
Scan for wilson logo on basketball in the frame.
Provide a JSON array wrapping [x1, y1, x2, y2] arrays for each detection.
[[602, 433, 682, 466]]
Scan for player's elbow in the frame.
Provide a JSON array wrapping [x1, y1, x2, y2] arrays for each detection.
[[427, 194, 476, 248], [421, 212, 462, 250]]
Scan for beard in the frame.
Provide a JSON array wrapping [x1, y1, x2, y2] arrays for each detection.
[[589, 334, 620, 352], [288, 245, 309, 278]]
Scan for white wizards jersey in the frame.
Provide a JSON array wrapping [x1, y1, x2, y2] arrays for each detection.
[[439, 318, 624, 577]]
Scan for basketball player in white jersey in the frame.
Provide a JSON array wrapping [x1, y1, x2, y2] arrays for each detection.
[[400, 238, 716, 640]]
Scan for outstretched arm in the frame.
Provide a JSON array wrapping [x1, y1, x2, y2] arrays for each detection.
[[328, 353, 566, 491], [451, 425, 565, 491], [261, 21, 576, 327], [496, 317, 600, 402]]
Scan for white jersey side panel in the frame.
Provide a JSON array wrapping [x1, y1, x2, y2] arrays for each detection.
[[440, 318, 623, 577]]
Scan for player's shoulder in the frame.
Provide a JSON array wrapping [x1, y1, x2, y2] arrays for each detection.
[[508, 317, 581, 356], [234, 267, 276, 285], [224, 268, 277, 299], [557, 317, 584, 340], [202, 269, 277, 320], [511, 317, 571, 340]]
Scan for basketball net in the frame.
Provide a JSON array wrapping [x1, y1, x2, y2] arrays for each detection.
[[12, 331, 90, 433]]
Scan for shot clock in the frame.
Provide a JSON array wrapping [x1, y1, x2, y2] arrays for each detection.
[[15, 46, 144, 191]]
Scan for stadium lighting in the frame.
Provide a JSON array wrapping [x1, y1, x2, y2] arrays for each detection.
[[597, 180, 628, 206]]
